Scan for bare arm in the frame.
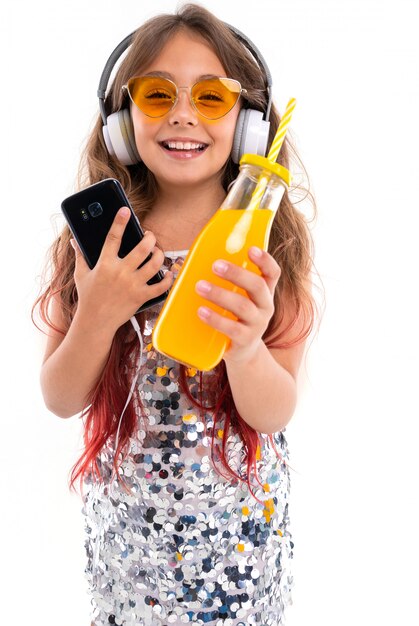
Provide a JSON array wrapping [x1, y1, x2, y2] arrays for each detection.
[[40, 207, 174, 418], [40, 302, 117, 418], [195, 246, 309, 434], [224, 337, 304, 434]]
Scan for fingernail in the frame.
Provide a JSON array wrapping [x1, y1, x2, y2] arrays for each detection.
[[213, 260, 228, 274], [198, 306, 211, 319], [250, 246, 262, 257], [69, 238, 76, 250], [196, 280, 211, 293], [119, 207, 130, 217]]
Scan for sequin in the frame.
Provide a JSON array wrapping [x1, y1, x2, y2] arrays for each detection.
[[81, 252, 294, 626]]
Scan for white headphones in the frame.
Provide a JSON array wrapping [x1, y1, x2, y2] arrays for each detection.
[[98, 24, 273, 166]]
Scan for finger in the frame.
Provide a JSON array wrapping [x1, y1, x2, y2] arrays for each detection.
[[136, 245, 166, 282], [197, 304, 245, 343], [247, 247, 281, 295], [70, 238, 90, 275], [142, 267, 174, 299], [100, 207, 131, 260], [124, 230, 157, 269], [195, 279, 256, 324], [209, 250, 280, 309]]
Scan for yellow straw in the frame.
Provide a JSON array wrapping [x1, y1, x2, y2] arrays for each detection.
[[244, 98, 296, 214], [245, 174, 269, 213], [267, 97, 296, 162]]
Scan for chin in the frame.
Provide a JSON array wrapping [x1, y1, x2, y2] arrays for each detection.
[[157, 168, 220, 188]]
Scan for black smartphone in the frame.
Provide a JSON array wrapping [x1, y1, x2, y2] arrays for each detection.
[[61, 178, 169, 313]]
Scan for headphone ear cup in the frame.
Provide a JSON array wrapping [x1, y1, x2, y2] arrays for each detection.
[[231, 109, 270, 163], [102, 109, 141, 165], [231, 108, 246, 164]]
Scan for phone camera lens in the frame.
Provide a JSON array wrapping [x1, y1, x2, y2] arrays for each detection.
[[88, 202, 103, 218]]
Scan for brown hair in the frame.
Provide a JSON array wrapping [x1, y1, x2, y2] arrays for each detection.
[[34, 3, 323, 501]]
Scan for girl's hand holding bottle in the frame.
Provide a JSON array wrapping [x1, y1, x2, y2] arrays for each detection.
[[70, 207, 174, 333], [195, 246, 281, 365]]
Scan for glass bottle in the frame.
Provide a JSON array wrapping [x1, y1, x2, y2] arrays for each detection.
[[152, 154, 290, 371]]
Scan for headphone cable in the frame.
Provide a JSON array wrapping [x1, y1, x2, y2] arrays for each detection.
[[110, 315, 143, 486]]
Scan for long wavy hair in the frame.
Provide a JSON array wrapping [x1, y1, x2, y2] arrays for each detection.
[[33, 4, 323, 504]]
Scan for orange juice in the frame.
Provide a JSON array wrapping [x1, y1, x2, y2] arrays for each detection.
[[152, 207, 275, 371]]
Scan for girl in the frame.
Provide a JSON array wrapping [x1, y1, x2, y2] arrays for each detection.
[[34, 4, 318, 625]]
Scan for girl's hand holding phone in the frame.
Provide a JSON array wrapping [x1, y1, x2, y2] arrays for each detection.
[[195, 246, 282, 365], [71, 207, 174, 332]]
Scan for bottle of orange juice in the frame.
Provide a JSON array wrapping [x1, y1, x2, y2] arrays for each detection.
[[152, 153, 291, 371]]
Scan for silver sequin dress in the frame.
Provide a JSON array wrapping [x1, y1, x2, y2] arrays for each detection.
[[81, 250, 294, 626]]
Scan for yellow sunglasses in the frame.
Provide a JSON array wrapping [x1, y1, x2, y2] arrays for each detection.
[[122, 75, 246, 120]]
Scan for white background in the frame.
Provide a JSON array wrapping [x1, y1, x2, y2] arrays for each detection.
[[1, 0, 418, 624]]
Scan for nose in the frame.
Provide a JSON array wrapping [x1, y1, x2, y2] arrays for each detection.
[[167, 87, 198, 126]]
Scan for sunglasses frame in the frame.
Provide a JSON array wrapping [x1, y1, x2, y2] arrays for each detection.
[[122, 75, 247, 120]]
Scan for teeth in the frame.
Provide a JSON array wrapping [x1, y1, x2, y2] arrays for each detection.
[[165, 141, 206, 150]]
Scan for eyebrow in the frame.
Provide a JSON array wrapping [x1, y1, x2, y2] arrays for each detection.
[[143, 71, 222, 82]]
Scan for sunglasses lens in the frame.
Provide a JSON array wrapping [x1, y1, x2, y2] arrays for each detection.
[[127, 76, 176, 117], [126, 76, 242, 119], [192, 78, 242, 119]]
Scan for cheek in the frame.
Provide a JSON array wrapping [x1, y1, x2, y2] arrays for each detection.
[[130, 106, 156, 139], [214, 116, 239, 151], [225, 110, 241, 142], [131, 108, 144, 143]]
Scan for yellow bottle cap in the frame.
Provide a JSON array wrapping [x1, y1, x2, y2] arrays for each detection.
[[240, 153, 292, 186]]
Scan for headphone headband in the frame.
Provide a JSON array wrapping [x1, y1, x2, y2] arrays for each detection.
[[224, 22, 272, 119], [97, 32, 133, 123], [97, 22, 273, 124]]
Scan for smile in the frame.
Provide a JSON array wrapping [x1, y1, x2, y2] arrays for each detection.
[[160, 140, 208, 152], [159, 139, 209, 160]]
